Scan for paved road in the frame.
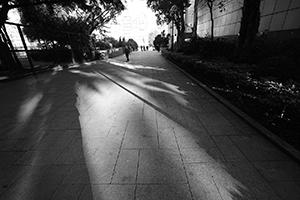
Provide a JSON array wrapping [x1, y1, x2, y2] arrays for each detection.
[[0, 51, 300, 200]]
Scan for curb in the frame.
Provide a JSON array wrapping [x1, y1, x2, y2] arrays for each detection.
[[163, 56, 300, 164]]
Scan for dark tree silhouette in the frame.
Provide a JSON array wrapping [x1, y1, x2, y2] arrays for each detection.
[[147, 0, 190, 49]]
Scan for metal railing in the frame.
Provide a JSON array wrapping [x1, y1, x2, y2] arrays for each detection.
[[1, 22, 91, 74]]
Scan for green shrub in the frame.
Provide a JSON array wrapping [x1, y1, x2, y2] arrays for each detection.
[[279, 38, 300, 66], [30, 47, 84, 63], [253, 56, 300, 80], [180, 37, 236, 59]]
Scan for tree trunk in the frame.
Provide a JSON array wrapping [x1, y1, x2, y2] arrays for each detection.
[[207, 1, 214, 41], [193, 0, 199, 38], [237, 0, 261, 48], [175, 10, 186, 50]]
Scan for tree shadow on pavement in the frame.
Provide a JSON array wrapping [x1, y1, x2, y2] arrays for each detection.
[[0, 67, 108, 199], [0, 56, 287, 200], [77, 57, 284, 200]]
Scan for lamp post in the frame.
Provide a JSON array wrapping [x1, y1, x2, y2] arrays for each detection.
[[171, 21, 174, 51]]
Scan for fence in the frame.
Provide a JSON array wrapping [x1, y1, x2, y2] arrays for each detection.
[[1, 22, 91, 74]]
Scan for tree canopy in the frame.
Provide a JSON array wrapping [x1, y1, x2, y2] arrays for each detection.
[[127, 38, 138, 50], [0, 0, 85, 25], [147, 0, 190, 48], [0, 0, 125, 72], [18, 0, 125, 34]]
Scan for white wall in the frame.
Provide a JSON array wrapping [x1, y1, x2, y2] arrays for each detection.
[[196, 0, 300, 38]]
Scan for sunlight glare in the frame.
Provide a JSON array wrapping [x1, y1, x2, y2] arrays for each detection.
[[17, 92, 43, 123], [106, 60, 166, 71]]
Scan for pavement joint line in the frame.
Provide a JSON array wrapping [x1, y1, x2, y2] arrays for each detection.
[[109, 121, 129, 184], [163, 56, 300, 164], [172, 127, 195, 200], [133, 149, 141, 200]]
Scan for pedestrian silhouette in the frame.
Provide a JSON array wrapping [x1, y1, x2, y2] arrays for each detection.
[[124, 45, 130, 62]]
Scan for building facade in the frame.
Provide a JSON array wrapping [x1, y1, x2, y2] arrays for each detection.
[[187, 0, 300, 41]]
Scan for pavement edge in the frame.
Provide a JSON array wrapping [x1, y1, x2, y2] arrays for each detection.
[[163, 56, 300, 164]]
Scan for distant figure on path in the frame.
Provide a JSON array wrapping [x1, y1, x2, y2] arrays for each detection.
[[124, 45, 130, 62]]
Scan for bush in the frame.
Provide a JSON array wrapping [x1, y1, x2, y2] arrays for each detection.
[[95, 40, 111, 50], [180, 37, 236, 59], [30, 47, 85, 63], [30, 48, 71, 62], [234, 36, 300, 66], [253, 56, 300, 80]]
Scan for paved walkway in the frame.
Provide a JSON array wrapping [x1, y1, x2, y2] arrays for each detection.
[[0, 51, 300, 200]]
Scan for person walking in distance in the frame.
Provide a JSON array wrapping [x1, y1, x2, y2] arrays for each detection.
[[124, 45, 130, 62]]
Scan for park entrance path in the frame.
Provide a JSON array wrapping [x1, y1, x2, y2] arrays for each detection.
[[0, 50, 300, 200]]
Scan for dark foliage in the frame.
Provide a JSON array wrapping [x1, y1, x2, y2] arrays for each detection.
[[253, 56, 300, 80], [162, 49, 300, 151], [30, 47, 83, 62], [127, 38, 138, 50], [179, 37, 236, 59]]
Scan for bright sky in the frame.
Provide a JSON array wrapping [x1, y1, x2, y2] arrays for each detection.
[[106, 0, 164, 39]]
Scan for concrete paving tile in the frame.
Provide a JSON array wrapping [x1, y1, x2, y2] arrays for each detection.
[[195, 102, 218, 113], [142, 104, 156, 119], [174, 126, 216, 149], [232, 123, 259, 135], [181, 147, 225, 163], [14, 150, 63, 165], [51, 183, 85, 200], [270, 181, 300, 200], [0, 165, 29, 196], [106, 123, 127, 139], [158, 127, 177, 149], [31, 130, 76, 151], [205, 125, 242, 136], [0, 151, 25, 167], [184, 100, 206, 113], [230, 135, 291, 161], [1, 165, 71, 200], [137, 149, 186, 183], [122, 136, 158, 149], [211, 102, 232, 113], [79, 184, 135, 200], [84, 147, 119, 165], [196, 113, 232, 126], [213, 162, 282, 200], [181, 111, 202, 127], [156, 112, 177, 129], [83, 138, 106, 151], [295, 181, 300, 188], [77, 115, 92, 130], [164, 107, 185, 122], [0, 139, 26, 151], [47, 119, 75, 130], [0, 123, 19, 138], [252, 161, 300, 182], [68, 120, 81, 129], [55, 138, 86, 164], [125, 120, 157, 138], [0, 124, 41, 140], [112, 149, 139, 183], [62, 164, 114, 184], [212, 136, 248, 162], [136, 184, 192, 200], [115, 111, 144, 123], [80, 120, 112, 139], [185, 163, 223, 200]]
